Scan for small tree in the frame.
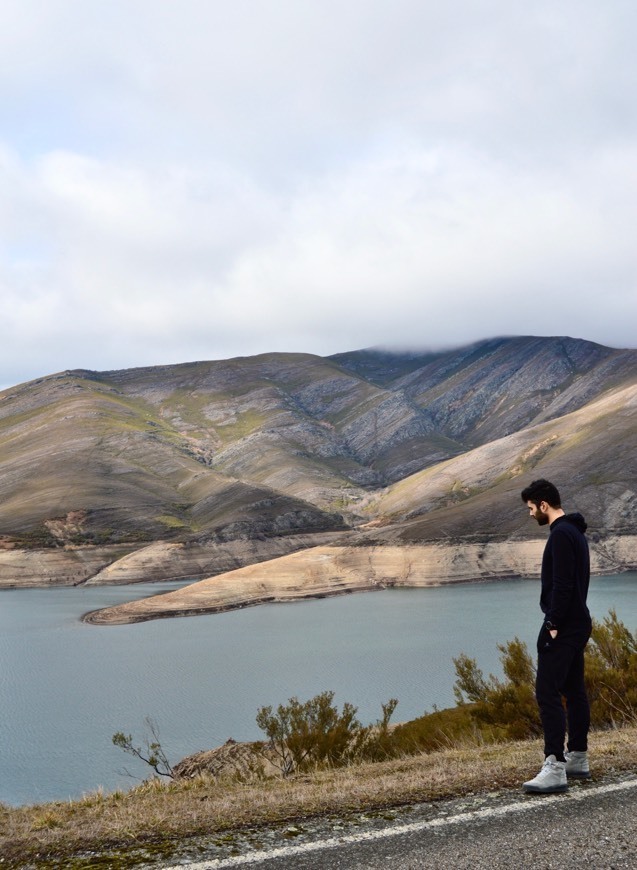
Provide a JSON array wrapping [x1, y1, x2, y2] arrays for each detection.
[[112, 716, 174, 780]]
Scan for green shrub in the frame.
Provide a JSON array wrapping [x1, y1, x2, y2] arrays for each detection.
[[586, 610, 637, 727], [394, 637, 541, 752], [392, 704, 490, 753], [255, 691, 398, 776], [359, 698, 400, 762], [453, 637, 542, 741], [447, 611, 637, 743]]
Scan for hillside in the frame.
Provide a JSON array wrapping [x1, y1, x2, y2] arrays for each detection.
[[1, 335, 636, 594], [370, 379, 637, 540]]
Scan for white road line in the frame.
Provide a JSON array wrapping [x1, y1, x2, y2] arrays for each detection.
[[162, 778, 637, 869]]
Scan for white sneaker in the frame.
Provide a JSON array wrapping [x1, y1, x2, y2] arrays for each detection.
[[523, 755, 568, 793], [565, 750, 590, 778]]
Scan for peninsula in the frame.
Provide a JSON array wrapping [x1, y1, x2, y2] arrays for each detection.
[[84, 536, 637, 624]]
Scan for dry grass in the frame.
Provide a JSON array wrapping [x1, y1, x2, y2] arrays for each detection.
[[2, 725, 637, 868]]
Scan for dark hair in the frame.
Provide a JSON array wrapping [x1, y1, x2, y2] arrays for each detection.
[[520, 479, 561, 508]]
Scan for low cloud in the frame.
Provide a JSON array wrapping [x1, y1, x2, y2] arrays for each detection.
[[1, 1, 636, 387]]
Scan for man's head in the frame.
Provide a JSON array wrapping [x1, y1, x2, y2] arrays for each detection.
[[521, 479, 562, 526]]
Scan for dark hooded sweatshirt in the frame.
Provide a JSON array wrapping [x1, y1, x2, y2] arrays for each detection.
[[540, 512, 591, 643]]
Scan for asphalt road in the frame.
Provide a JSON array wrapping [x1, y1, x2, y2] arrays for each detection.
[[160, 775, 637, 869]]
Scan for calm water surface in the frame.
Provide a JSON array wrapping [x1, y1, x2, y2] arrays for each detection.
[[1, 574, 636, 806]]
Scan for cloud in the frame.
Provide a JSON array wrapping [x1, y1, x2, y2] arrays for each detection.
[[0, 1, 636, 386], [3, 0, 634, 168]]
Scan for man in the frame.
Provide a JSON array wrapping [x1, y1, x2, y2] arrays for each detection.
[[520, 478, 592, 794]]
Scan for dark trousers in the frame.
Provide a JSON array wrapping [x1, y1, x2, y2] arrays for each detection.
[[535, 626, 591, 760]]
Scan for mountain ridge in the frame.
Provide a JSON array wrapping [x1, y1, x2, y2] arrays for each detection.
[[1, 335, 636, 592]]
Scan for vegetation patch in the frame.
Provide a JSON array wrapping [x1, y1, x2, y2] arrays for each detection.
[[396, 610, 637, 751], [10, 526, 60, 549], [154, 514, 189, 530], [214, 410, 274, 443]]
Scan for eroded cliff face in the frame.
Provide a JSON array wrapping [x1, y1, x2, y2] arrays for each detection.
[[0, 532, 347, 589], [83, 536, 637, 625], [0, 544, 139, 588]]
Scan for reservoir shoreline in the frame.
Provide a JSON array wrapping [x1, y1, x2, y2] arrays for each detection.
[[81, 536, 637, 625]]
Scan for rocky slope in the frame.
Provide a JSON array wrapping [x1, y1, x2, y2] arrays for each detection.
[[333, 336, 636, 448], [370, 379, 637, 540]]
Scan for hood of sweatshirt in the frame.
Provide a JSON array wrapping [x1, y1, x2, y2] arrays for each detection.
[[557, 512, 588, 534]]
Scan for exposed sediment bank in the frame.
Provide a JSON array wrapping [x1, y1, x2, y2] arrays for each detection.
[[83, 536, 637, 625], [0, 532, 346, 589]]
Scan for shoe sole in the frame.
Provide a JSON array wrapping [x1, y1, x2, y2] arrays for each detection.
[[566, 770, 591, 779], [523, 783, 568, 793]]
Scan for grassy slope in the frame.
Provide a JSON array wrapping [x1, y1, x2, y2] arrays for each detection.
[[1, 725, 636, 868], [0, 372, 344, 541]]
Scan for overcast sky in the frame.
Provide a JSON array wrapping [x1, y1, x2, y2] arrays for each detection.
[[1, 0, 636, 388]]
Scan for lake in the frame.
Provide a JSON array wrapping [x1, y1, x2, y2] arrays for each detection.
[[1, 573, 636, 806]]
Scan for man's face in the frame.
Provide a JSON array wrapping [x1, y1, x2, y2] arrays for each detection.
[[527, 500, 550, 526]]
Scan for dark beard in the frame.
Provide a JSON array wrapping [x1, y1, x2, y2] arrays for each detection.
[[534, 508, 549, 526]]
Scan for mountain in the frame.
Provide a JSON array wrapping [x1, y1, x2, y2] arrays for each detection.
[[333, 335, 636, 448], [1, 336, 636, 591]]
